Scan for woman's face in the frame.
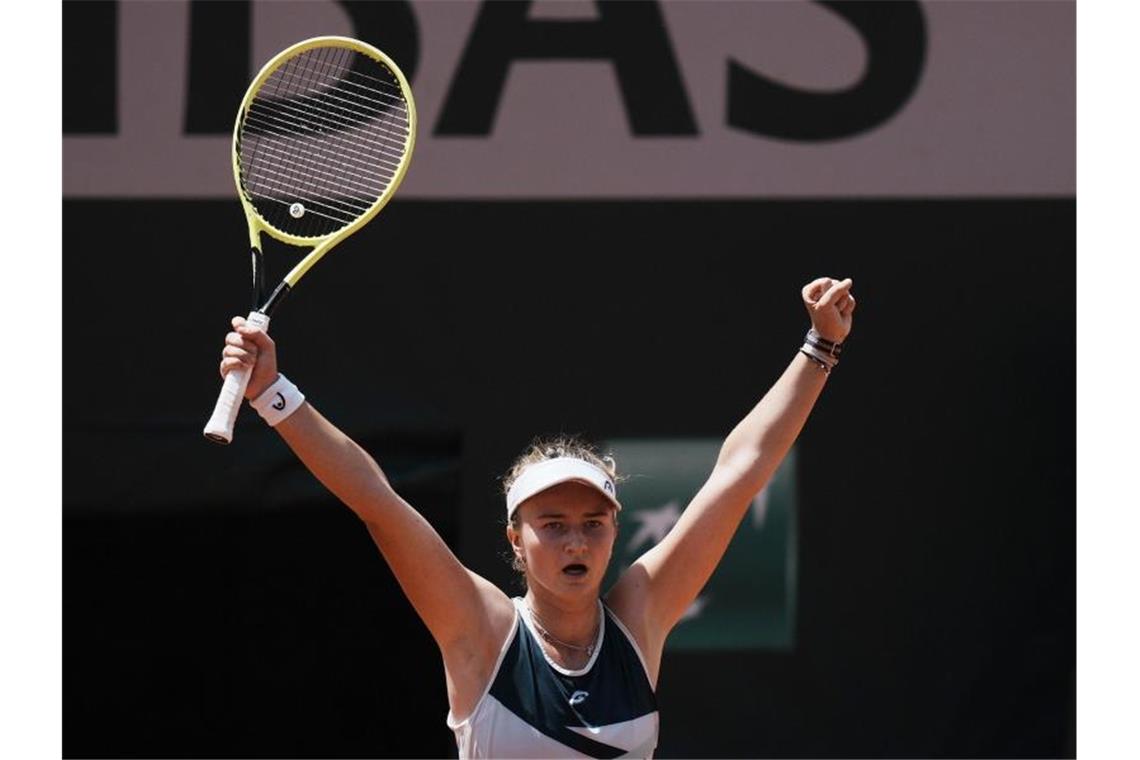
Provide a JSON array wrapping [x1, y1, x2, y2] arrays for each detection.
[[509, 482, 618, 599]]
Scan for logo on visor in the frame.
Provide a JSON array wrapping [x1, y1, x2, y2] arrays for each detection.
[[603, 480, 613, 494]]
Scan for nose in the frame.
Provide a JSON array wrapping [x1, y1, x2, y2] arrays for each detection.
[[564, 527, 588, 555]]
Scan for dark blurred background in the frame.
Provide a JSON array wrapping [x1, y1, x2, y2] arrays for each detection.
[[63, 2, 1075, 757]]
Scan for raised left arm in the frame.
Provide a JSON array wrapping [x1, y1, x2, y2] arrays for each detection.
[[610, 277, 856, 643]]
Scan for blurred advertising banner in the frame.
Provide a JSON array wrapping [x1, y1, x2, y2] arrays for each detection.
[[63, 0, 1073, 198], [602, 440, 797, 650]]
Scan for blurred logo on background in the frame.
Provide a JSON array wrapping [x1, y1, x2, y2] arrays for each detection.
[[603, 439, 797, 650], [62, 0, 1072, 198]]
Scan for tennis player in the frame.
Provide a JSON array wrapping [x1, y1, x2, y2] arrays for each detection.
[[219, 276, 855, 758]]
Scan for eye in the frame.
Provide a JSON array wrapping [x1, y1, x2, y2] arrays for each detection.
[[544, 522, 564, 532]]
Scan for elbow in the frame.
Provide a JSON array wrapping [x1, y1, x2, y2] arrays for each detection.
[[715, 439, 763, 475], [340, 480, 399, 527], [712, 447, 773, 498]]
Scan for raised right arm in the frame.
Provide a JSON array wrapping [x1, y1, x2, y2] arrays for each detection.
[[221, 317, 514, 656], [274, 402, 513, 647]]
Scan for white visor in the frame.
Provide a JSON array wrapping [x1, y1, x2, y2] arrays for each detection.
[[506, 457, 621, 520]]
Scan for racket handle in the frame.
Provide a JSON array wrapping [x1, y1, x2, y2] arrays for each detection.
[[203, 311, 271, 444]]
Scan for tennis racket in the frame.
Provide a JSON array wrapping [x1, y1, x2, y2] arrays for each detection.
[[203, 36, 416, 444]]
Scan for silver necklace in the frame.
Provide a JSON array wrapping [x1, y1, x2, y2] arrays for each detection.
[[526, 601, 600, 657]]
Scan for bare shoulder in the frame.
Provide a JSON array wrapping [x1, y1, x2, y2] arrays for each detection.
[[439, 572, 518, 721], [443, 571, 516, 662], [604, 562, 664, 687], [471, 571, 518, 635]]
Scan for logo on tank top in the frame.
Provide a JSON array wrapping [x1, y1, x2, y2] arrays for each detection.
[[568, 690, 589, 706]]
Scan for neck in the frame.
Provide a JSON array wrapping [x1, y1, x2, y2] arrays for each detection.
[[523, 589, 601, 648]]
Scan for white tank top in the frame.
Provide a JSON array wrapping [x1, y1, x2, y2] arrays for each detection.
[[447, 598, 659, 758]]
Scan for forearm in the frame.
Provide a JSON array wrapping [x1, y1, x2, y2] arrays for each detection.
[[273, 401, 402, 524], [631, 352, 829, 632], [623, 278, 853, 635], [716, 351, 829, 491]]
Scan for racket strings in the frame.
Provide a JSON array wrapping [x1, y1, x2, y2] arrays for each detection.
[[262, 72, 412, 124], [244, 125, 397, 187], [248, 67, 411, 136], [254, 47, 407, 235], [245, 102, 409, 157], [275, 50, 409, 145], [238, 46, 412, 237], [273, 46, 375, 236], [246, 94, 409, 148], [244, 47, 386, 232], [243, 110, 403, 176], [241, 145, 396, 220], [243, 47, 339, 235]]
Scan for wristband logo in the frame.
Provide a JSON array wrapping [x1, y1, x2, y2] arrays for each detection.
[[272, 393, 286, 411]]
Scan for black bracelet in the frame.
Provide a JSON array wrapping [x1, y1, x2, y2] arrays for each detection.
[[806, 328, 843, 357], [806, 337, 842, 357]]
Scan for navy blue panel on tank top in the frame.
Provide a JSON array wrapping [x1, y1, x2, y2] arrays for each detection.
[[487, 605, 658, 758]]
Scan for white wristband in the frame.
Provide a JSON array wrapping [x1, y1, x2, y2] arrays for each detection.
[[249, 374, 305, 427]]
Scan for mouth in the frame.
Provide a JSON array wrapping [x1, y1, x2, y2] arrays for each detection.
[[562, 563, 588, 577]]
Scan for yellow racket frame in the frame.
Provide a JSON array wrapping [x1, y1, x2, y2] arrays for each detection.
[[232, 35, 417, 288], [205, 37, 415, 445]]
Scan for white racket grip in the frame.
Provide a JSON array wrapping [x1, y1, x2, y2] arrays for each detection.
[[203, 311, 271, 444]]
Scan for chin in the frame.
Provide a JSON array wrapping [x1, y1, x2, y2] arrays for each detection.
[[561, 574, 602, 595]]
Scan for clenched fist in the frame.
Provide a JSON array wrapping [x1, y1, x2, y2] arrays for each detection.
[[220, 315, 280, 400], [802, 277, 856, 344]]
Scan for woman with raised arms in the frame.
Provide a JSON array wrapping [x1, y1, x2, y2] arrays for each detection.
[[218, 276, 856, 758]]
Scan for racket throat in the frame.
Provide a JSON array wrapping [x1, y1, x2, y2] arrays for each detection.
[[259, 281, 292, 316], [249, 244, 289, 315], [250, 246, 266, 311]]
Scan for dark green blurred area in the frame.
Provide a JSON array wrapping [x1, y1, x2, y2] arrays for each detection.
[[602, 440, 796, 651]]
